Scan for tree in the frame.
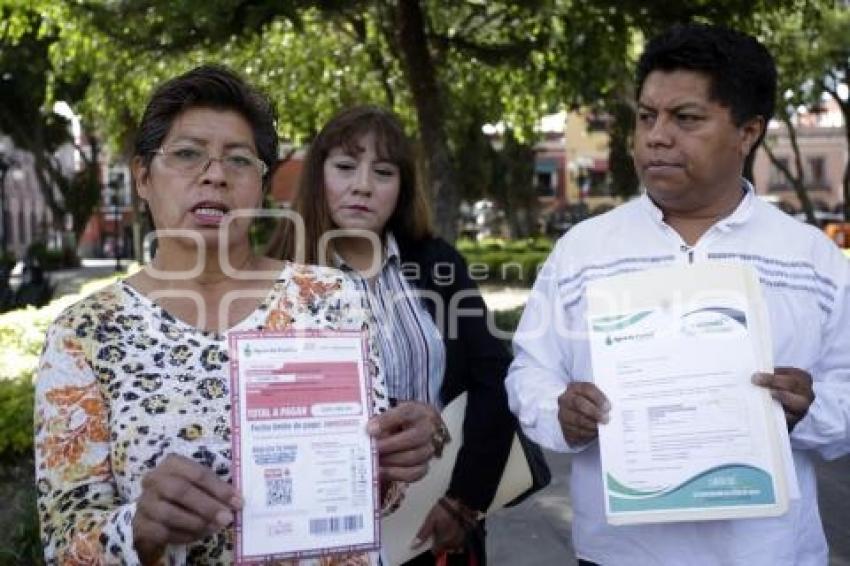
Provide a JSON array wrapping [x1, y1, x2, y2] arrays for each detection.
[[43, 0, 617, 240], [30, 0, 832, 243], [810, 6, 850, 220], [0, 7, 102, 244], [759, 1, 847, 224]]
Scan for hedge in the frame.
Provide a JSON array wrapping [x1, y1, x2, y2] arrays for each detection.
[[457, 237, 553, 287], [26, 242, 81, 271]]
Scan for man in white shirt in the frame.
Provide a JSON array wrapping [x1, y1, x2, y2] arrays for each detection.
[[506, 23, 850, 566]]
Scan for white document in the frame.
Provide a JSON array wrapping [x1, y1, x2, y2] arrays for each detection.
[[229, 330, 379, 564], [586, 263, 792, 525], [380, 393, 533, 566]]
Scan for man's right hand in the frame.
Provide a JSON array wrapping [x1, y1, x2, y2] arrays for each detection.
[[133, 454, 242, 565], [558, 382, 611, 446]]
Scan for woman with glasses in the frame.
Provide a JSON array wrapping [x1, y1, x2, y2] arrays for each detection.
[[34, 66, 438, 565], [267, 106, 517, 566]]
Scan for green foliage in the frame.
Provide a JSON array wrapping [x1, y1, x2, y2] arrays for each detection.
[[459, 236, 553, 253], [42, 5, 411, 152], [493, 305, 525, 336], [0, 306, 54, 376], [0, 375, 34, 458], [0, 251, 16, 270], [0, 459, 42, 566], [0, 298, 56, 461], [6, 0, 842, 241], [459, 238, 552, 286], [5, 488, 43, 566], [26, 242, 80, 270]]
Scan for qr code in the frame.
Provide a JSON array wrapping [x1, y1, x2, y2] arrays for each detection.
[[265, 476, 292, 506]]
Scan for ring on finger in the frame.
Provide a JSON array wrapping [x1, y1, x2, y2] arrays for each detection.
[[431, 420, 451, 458]]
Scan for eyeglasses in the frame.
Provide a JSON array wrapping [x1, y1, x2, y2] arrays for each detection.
[[153, 144, 268, 178]]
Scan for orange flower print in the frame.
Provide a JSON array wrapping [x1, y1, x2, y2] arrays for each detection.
[[45, 383, 90, 407], [59, 528, 105, 566], [40, 382, 109, 472], [292, 273, 341, 305], [320, 554, 370, 566], [60, 337, 89, 371], [266, 302, 295, 330]]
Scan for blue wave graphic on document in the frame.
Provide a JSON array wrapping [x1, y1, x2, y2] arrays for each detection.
[[607, 464, 776, 512], [591, 310, 653, 332], [681, 307, 747, 328]]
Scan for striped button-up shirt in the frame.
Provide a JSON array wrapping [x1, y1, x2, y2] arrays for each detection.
[[337, 233, 447, 406]]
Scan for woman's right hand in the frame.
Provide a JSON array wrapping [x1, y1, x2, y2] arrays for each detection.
[[132, 454, 242, 565], [368, 401, 444, 483]]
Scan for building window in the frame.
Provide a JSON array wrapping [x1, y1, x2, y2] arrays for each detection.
[[535, 160, 558, 198], [536, 171, 555, 197], [806, 156, 826, 188]]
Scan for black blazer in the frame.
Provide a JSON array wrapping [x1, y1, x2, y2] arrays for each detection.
[[395, 235, 515, 511]]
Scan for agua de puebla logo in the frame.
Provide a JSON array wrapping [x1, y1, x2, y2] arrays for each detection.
[[591, 311, 656, 347]]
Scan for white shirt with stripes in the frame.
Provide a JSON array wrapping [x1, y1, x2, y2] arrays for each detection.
[[506, 182, 850, 566]]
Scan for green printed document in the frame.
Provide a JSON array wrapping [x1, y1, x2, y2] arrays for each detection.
[[586, 262, 796, 525]]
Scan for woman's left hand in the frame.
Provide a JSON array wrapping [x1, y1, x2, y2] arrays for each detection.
[[368, 401, 445, 483], [413, 499, 468, 555]]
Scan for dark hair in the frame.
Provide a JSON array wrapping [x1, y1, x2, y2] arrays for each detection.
[[267, 105, 432, 264], [636, 23, 776, 143], [132, 64, 278, 187]]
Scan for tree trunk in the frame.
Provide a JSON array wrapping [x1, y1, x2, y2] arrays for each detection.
[[840, 115, 850, 222], [835, 100, 849, 221], [393, 0, 459, 242], [822, 76, 850, 221], [31, 152, 66, 233], [762, 129, 816, 225], [608, 98, 640, 199], [503, 136, 536, 238], [782, 114, 817, 225]]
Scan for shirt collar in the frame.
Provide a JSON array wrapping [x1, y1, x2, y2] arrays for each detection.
[[639, 178, 755, 231], [332, 231, 399, 272]]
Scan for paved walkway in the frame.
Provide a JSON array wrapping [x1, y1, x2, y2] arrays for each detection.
[[480, 285, 530, 312], [11, 258, 137, 300]]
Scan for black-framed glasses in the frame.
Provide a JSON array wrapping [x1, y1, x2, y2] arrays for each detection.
[[153, 144, 268, 178]]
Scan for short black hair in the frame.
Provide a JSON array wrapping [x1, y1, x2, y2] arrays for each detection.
[[636, 23, 777, 133], [133, 64, 278, 186]]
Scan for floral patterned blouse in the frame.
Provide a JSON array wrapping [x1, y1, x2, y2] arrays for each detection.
[[35, 262, 391, 565]]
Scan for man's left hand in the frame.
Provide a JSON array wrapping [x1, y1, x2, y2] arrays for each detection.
[[752, 367, 815, 431]]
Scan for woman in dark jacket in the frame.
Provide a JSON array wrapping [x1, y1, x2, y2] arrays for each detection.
[[267, 105, 515, 565]]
